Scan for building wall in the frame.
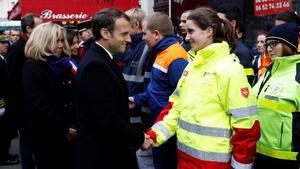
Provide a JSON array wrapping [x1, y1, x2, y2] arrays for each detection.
[[0, 0, 18, 20], [140, 0, 154, 16]]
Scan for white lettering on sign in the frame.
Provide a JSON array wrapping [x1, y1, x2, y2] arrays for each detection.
[[254, 0, 290, 15], [41, 10, 88, 20], [255, 1, 290, 11]]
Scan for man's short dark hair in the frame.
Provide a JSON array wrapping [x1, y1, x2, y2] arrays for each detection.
[[21, 13, 40, 33], [216, 4, 241, 29], [92, 8, 130, 40]]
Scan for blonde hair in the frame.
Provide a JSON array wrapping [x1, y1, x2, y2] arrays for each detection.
[[125, 8, 145, 28], [25, 22, 70, 61]]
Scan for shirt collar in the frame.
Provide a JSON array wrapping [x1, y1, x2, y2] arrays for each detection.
[[95, 41, 113, 60], [0, 54, 4, 61]]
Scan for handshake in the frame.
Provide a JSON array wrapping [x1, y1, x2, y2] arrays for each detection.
[[128, 97, 135, 109], [142, 134, 155, 150]]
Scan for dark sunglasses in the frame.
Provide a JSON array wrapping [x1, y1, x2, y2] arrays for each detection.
[[264, 40, 280, 49]]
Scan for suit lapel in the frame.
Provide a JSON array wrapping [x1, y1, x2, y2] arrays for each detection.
[[89, 42, 128, 95]]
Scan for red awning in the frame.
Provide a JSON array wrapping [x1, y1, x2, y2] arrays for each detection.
[[7, 1, 21, 20], [16, 0, 138, 21]]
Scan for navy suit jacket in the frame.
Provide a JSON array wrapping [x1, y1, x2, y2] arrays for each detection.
[[75, 42, 144, 169]]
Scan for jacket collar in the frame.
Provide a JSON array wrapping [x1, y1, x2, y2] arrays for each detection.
[[89, 41, 114, 61], [130, 32, 144, 47], [0, 54, 4, 61], [89, 42, 124, 79], [188, 41, 231, 66], [153, 36, 178, 52], [271, 54, 300, 74], [95, 41, 113, 59]]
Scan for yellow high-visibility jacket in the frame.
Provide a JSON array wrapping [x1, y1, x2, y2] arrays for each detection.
[[148, 41, 260, 169]]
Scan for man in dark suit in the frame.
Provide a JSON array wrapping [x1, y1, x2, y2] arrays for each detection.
[[0, 35, 20, 166], [75, 8, 153, 169], [6, 13, 42, 169]]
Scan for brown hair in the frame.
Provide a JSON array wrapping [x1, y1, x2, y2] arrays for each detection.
[[281, 42, 297, 56], [257, 31, 267, 37], [143, 12, 174, 36], [187, 7, 236, 50]]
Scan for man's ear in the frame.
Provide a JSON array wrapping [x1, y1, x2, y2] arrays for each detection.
[[154, 30, 161, 41], [133, 22, 139, 29], [100, 28, 111, 40]]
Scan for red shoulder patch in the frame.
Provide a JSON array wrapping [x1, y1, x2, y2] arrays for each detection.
[[241, 87, 249, 98]]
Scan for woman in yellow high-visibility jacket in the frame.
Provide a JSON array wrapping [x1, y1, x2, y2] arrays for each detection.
[[144, 7, 261, 169]]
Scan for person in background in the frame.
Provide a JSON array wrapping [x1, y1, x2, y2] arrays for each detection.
[[66, 29, 80, 63], [252, 31, 272, 85], [253, 22, 300, 169], [79, 28, 92, 43], [9, 30, 20, 44], [179, 10, 192, 52], [144, 7, 260, 169], [23, 22, 77, 169], [236, 23, 245, 40], [6, 13, 43, 169], [76, 20, 95, 61], [75, 8, 151, 169], [129, 12, 188, 169], [275, 11, 300, 52], [3, 30, 10, 39], [275, 11, 300, 26], [216, 4, 254, 84], [0, 35, 20, 166], [65, 28, 80, 169]]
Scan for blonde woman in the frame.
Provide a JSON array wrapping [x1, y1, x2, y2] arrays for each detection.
[[23, 22, 77, 169]]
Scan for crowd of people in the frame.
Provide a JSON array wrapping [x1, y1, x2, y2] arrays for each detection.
[[0, 4, 300, 169]]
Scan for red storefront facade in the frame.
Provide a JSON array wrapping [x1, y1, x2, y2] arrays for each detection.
[[8, 0, 139, 21]]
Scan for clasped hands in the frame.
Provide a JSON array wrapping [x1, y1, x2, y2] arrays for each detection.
[[142, 133, 155, 150]]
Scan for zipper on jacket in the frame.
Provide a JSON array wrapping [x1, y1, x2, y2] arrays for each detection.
[[280, 122, 283, 147]]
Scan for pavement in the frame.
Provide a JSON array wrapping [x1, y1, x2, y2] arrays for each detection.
[[0, 137, 21, 169]]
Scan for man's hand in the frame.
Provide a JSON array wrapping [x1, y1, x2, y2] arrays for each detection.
[[141, 133, 155, 150], [128, 97, 135, 109], [66, 128, 77, 141]]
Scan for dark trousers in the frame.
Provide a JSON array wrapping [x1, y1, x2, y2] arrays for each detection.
[[33, 135, 74, 169], [152, 136, 177, 169], [0, 114, 13, 162], [19, 130, 35, 169], [0, 132, 10, 162], [254, 153, 299, 169]]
